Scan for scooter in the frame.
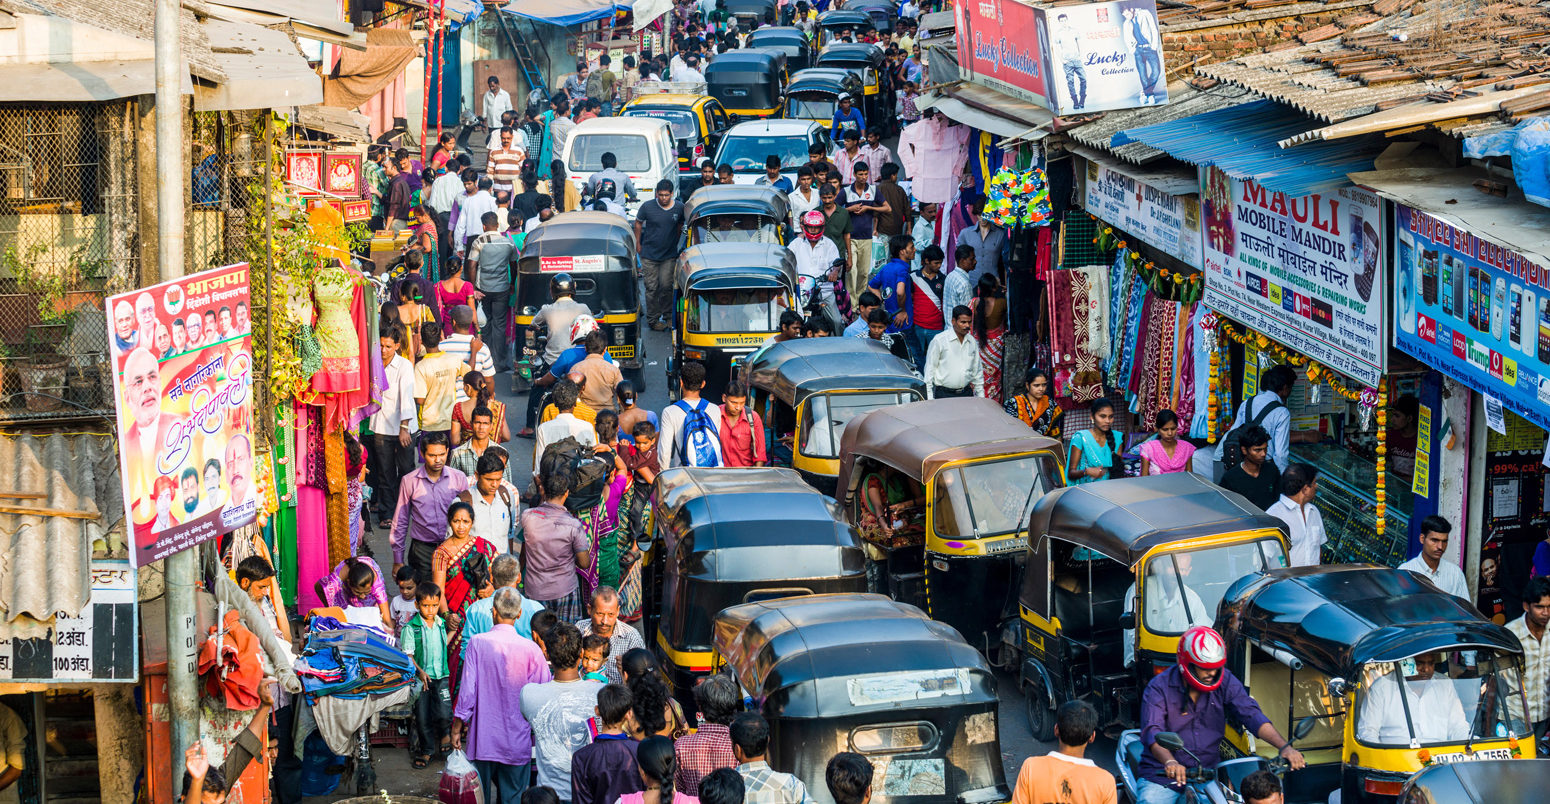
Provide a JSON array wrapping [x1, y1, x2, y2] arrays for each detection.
[[1116, 717, 1315, 803]]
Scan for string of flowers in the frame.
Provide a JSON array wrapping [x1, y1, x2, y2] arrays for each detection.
[[1204, 310, 1222, 442], [1088, 213, 1203, 303], [1375, 382, 1388, 536], [1215, 319, 1377, 405]]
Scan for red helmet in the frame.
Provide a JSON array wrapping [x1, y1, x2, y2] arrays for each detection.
[[801, 210, 826, 243], [1177, 626, 1227, 693]]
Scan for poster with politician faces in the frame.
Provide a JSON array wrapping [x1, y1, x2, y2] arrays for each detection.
[[108, 263, 256, 566]]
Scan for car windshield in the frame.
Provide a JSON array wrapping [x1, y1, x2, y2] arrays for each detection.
[[687, 288, 782, 333], [717, 134, 811, 173], [693, 215, 783, 244], [1356, 651, 1529, 748], [931, 453, 1061, 538], [624, 109, 697, 140], [568, 134, 652, 172], [1140, 539, 1287, 635], [787, 94, 838, 120], [800, 391, 918, 459]]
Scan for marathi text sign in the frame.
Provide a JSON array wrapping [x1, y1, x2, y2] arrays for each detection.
[[108, 263, 257, 567], [1082, 158, 1202, 268], [1395, 204, 1550, 432], [0, 562, 138, 682]]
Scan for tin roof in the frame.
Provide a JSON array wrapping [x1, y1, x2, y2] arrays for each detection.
[[1065, 80, 1259, 164]]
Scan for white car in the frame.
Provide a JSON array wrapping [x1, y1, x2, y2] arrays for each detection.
[[562, 117, 679, 217], [712, 119, 833, 187]]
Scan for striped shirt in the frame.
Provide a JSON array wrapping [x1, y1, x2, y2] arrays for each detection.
[[1508, 615, 1550, 723], [487, 145, 527, 186], [441, 333, 495, 402]]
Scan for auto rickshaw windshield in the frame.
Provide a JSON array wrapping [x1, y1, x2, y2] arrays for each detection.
[[1355, 651, 1529, 749], [625, 108, 699, 139], [1139, 539, 1286, 637], [800, 391, 918, 460], [687, 288, 783, 333], [787, 93, 838, 119], [692, 215, 783, 244], [932, 453, 1061, 539]]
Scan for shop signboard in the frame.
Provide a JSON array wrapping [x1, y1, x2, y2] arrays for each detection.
[[957, 0, 1167, 114], [1082, 159, 1201, 268], [0, 561, 138, 682], [108, 263, 257, 567], [1395, 203, 1550, 433], [1200, 167, 1386, 386]]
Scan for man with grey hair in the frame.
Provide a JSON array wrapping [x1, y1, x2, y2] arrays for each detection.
[[462, 553, 547, 661], [441, 304, 496, 401], [453, 585, 553, 803], [575, 585, 645, 684]]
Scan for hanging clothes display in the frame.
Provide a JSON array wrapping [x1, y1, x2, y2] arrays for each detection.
[[898, 115, 971, 205], [1045, 265, 1111, 403]]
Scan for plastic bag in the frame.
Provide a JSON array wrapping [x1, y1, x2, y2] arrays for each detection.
[[439, 750, 483, 804]]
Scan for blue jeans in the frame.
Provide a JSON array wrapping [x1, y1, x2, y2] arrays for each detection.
[[908, 325, 942, 372], [1137, 778, 1185, 804], [474, 759, 530, 804]]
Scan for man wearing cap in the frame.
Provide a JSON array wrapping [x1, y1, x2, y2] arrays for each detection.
[[830, 93, 865, 140]]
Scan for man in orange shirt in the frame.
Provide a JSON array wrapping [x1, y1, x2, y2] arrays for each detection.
[[1011, 700, 1117, 804]]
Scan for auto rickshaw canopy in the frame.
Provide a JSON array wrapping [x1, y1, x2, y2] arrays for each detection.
[[747, 337, 922, 408], [1401, 759, 1550, 803], [1027, 473, 1288, 568], [713, 593, 997, 718], [677, 243, 798, 291], [517, 211, 637, 270], [684, 184, 790, 225], [817, 42, 886, 73], [835, 397, 1062, 491], [787, 68, 863, 96], [1218, 565, 1523, 680], [705, 49, 788, 110], [747, 27, 813, 68], [816, 9, 875, 36]]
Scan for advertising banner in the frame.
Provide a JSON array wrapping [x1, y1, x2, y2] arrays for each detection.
[[1200, 167, 1386, 386], [1082, 159, 1202, 268], [956, 0, 1166, 115], [1395, 203, 1550, 432], [108, 263, 257, 567]]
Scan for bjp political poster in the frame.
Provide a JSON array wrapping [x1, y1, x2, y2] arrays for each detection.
[[108, 263, 257, 566]]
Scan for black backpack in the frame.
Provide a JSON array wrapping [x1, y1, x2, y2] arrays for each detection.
[[1219, 396, 1284, 469], [541, 435, 611, 513]]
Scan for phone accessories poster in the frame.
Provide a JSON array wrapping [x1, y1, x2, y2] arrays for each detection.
[[107, 263, 257, 566]]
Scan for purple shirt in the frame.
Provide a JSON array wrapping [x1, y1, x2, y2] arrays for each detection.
[[1139, 666, 1270, 785], [520, 502, 590, 600], [391, 465, 470, 563], [453, 623, 552, 765]]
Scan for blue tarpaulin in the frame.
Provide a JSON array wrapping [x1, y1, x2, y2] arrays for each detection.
[[1462, 117, 1550, 208], [1111, 99, 1383, 197], [502, 0, 623, 26]]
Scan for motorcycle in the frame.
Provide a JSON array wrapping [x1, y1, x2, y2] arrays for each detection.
[[1116, 717, 1315, 803], [512, 327, 550, 393]]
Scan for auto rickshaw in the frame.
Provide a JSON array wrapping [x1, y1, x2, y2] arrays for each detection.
[[1399, 758, 1550, 803], [1217, 565, 1534, 804], [669, 243, 796, 403], [747, 26, 815, 71], [725, 0, 778, 30], [683, 184, 789, 247], [747, 337, 923, 495], [713, 593, 1012, 804], [816, 9, 875, 44], [620, 94, 731, 174], [816, 43, 888, 128], [705, 49, 788, 122], [640, 468, 867, 701], [846, 0, 898, 33], [1017, 473, 1290, 740], [514, 212, 644, 385], [784, 68, 865, 125], [835, 397, 1065, 660]]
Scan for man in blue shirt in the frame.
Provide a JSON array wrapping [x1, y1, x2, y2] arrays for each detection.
[[844, 291, 881, 337], [754, 155, 793, 192], [830, 93, 865, 139], [868, 234, 916, 336]]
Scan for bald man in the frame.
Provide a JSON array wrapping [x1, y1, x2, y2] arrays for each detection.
[[112, 300, 138, 353]]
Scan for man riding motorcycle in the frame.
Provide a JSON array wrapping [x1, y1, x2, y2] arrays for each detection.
[[788, 209, 843, 333], [1137, 626, 1306, 804], [519, 273, 592, 437]]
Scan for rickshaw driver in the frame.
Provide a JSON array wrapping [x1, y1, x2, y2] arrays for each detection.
[[1355, 652, 1471, 745], [1138, 626, 1306, 804], [1123, 552, 1212, 668]]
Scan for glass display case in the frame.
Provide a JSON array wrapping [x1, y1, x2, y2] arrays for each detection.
[[1292, 442, 1412, 567]]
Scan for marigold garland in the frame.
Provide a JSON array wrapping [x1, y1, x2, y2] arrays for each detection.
[[1215, 320, 1377, 405], [1375, 383, 1388, 536]]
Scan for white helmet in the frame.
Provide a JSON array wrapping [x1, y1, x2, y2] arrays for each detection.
[[569, 314, 600, 344]]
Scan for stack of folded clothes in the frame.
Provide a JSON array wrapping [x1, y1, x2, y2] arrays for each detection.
[[296, 625, 418, 704]]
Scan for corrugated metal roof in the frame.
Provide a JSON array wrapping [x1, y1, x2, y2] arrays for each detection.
[[0, 433, 123, 641], [1112, 99, 1383, 196], [1064, 81, 1258, 164], [1, 0, 226, 82]]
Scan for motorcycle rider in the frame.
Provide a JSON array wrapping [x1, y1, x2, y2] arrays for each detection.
[[518, 273, 591, 438], [788, 210, 843, 334], [584, 151, 637, 206], [1137, 626, 1306, 804]]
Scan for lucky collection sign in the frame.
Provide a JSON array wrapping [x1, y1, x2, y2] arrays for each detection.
[[1200, 167, 1387, 386], [108, 263, 258, 567]]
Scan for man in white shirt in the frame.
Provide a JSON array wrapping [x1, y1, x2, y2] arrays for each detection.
[[1123, 552, 1211, 667], [1266, 463, 1326, 568], [1506, 576, 1550, 740], [440, 305, 496, 402], [1355, 653, 1471, 745], [370, 326, 419, 522], [534, 380, 597, 474], [676, 54, 707, 85], [452, 177, 500, 257], [658, 361, 722, 469], [1227, 364, 1317, 473], [1398, 516, 1470, 599], [428, 165, 467, 218], [924, 306, 983, 399], [789, 210, 844, 331], [788, 166, 821, 230], [463, 452, 520, 555], [483, 75, 514, 131]]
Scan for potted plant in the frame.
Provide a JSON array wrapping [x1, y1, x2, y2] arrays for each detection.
[[4, 244, 78, 411]]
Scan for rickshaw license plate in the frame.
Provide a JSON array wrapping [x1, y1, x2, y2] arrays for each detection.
[[607, 345, 636, 359], [1430, 748, 1514, 763]]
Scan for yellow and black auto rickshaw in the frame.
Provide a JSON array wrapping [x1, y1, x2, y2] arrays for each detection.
[[747, 26, 815, 72], [816, 42, 887, 129], [620, 94, 731, 175], [713, 594, 1012, 804], [835, 397, 1066, 660], [1017, 473, 1290, 740], [683, 184, 789, 247], [816, 9, 875, 44], [705, 48, 788, 122], [1399, 758, 1550, 803], [514, 212, 643, 383], [747, 337, 923, 495], [639, 467, 867, 701], [669, 243, 796, 403], [1217, 565, 1535, 804], [784, 68, 864, 126]]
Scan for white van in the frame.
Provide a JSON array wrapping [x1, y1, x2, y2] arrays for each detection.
[[561, 117, 678, 217]]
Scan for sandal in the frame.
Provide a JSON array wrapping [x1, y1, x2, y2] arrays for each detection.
[[412, 755, 431, 769]]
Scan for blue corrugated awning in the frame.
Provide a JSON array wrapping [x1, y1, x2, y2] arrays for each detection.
[[1111, 99, 1382, 197], [502, 0, 621, 26]]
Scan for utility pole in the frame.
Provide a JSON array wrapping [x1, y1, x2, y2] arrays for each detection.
[[155, 0, 198, 788]]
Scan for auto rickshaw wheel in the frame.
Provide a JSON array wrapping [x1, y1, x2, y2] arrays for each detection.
[[1024, 682, 1055, 743]]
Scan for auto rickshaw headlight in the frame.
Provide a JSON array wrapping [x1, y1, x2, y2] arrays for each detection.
[[615, 328, 626, 344], [686, 348, 706, 360]]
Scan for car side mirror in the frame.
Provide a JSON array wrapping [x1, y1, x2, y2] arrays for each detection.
[[1293, 715, 1319, 743], [1154, 732, 1185, 752], [1117, 612, 1135, 630], [1327, 677, 1348, 697]]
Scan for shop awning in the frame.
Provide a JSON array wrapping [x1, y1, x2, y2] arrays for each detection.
[[1067, 145, 1199, 197], [918, 83, 1053, 140], [195, 18, 323, 111], [0, 59, 192, 102], [502, 0, 622, 26], [202, 0, 367, 49], [322, 27, 417, 110], [1348, 166, 1550, 267], [293, 105, 373, 143], [1112, 99, 1383, 197]]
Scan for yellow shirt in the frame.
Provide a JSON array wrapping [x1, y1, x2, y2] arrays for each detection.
[[414, 351, 473, 432], [540, 400, 597, 426]]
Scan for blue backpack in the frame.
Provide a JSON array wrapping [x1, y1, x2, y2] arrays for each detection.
[[675, 398, 723, 467]]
